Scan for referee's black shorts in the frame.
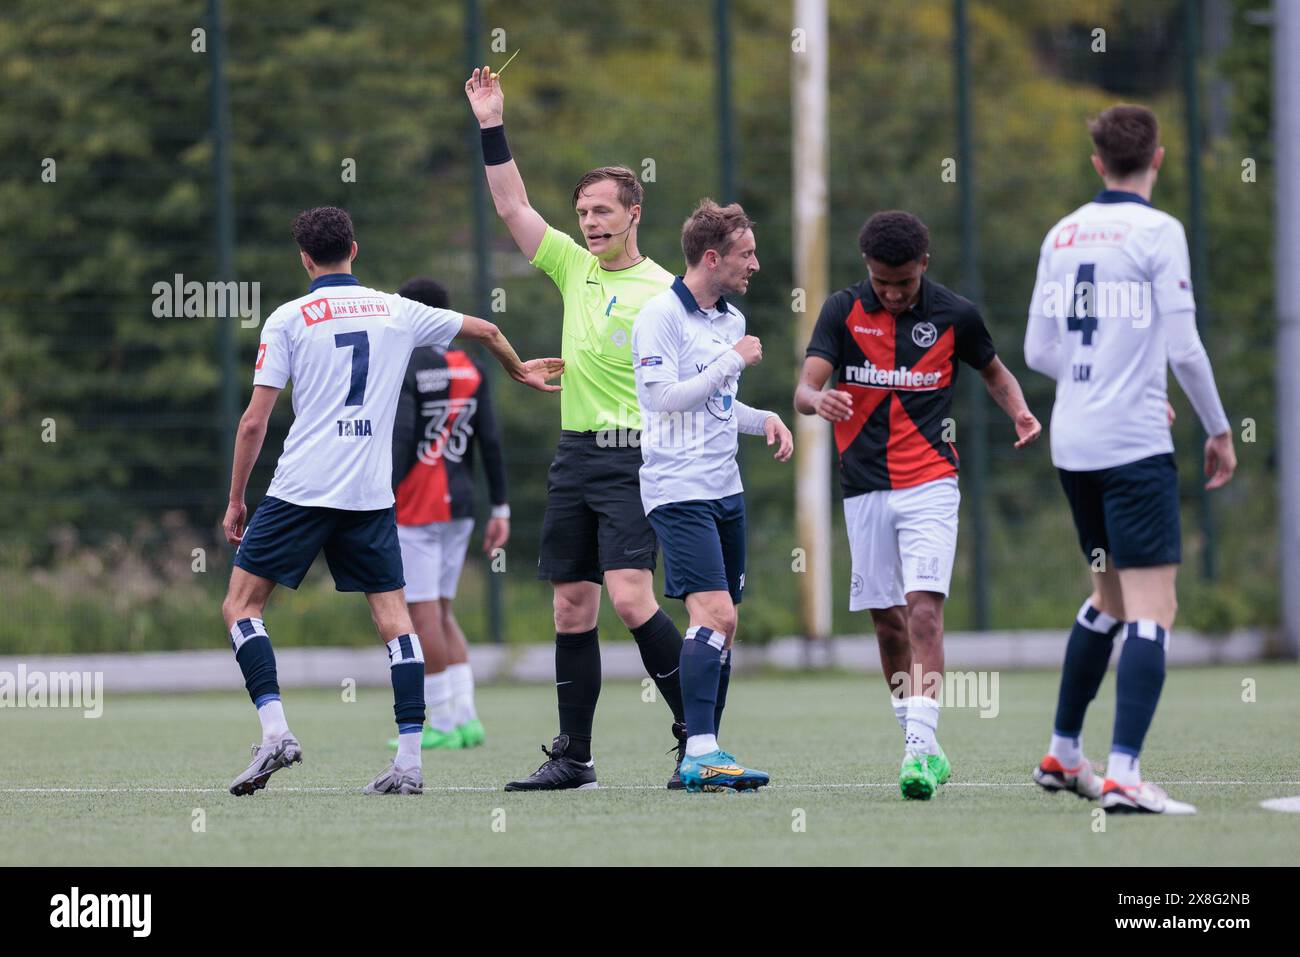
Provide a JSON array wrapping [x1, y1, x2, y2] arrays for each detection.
[[537, 430, 658, 584]]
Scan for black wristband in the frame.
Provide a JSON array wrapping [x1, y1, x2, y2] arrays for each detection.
[[480, 124, 511, 166]]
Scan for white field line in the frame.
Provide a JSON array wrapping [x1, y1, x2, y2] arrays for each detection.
[[2, 781, 1299, 795]]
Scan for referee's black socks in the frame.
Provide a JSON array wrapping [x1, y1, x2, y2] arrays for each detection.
[[555, 627, 600, 762], [631, 609, 686, 725]]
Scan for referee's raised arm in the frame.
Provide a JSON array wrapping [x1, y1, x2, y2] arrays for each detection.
[[465, 66, 547, 261]]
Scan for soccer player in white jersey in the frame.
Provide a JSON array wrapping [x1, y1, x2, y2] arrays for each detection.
[[632, 200, 793, 792], [221, 207, 562, 796], [1025, 106, 1236, 814]]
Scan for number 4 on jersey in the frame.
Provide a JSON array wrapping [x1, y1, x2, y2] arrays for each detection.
[[1067, 263, 1098, 346]]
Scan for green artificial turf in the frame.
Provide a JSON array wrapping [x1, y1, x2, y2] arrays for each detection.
[[2, 666, 1298, 866]]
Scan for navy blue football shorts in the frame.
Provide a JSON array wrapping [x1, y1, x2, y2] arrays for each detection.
[[234, 495, 405, 593], [1057, 453, 1181, 569], [647, 493, 746, 604]]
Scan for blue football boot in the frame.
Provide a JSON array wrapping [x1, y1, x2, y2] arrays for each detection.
[[678, 749, 769, 793]]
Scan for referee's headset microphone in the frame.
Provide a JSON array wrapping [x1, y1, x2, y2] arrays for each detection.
[[595, 212, 638, 241]]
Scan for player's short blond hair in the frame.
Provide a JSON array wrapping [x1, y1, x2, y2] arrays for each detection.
[[681, 199, 755, 267]]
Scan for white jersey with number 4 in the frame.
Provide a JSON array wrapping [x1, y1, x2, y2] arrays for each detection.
[[253, 276, 463, 511], [1026, 191, 1199, 472]]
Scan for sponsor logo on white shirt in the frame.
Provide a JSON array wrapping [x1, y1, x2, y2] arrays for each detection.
[[1054, 222, 1132, 248]]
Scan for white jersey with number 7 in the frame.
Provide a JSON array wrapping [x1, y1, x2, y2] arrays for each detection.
[[253, 276, 463, 511]]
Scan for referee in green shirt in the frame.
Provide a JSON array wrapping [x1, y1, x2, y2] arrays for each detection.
[[466, 66, 689, 791]]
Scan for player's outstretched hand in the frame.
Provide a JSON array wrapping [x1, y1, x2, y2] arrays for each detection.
[[1166, 400, 1176, 427], [1013, 409, 1042, 449], [514, 357, 564, 393], [223, 500, 247, 545], [465, 66, 504, 127], [483, 516, 510, 554], [1204, 431, 1236, 490], [813, 388, 853, 423], [765, 415, 794, 462]]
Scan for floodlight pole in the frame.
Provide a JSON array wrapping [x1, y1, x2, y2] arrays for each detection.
[[209, 0, 237, 513], [1276, 0, 1300, 657], [465, 0, 504, 644], [792, 0, 833, 651]]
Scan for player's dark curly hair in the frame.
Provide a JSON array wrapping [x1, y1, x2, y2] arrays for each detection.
[[858, 211, 930, 267], [397, 277, 451, 309], [291, 206, 355, 265]]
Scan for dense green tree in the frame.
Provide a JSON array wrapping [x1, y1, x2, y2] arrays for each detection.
[[0, 0, 1277, 649]]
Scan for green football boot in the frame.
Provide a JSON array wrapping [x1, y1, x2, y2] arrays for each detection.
[[387, 725, 464, 751], [926, 745, 951, 785], [457, 718, 486, 748], [899, 751, 938, 800]]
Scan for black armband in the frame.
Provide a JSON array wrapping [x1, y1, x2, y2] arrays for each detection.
[[480, 124, 512, 166]]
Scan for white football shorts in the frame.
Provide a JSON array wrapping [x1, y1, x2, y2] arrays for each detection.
[[397, 517, 475, 602], [844, 477, 960, 611]]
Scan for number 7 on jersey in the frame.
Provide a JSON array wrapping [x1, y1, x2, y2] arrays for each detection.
[[334, 331, 369, 406]]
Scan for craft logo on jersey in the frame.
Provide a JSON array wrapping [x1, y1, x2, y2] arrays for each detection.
[[911, 321, 938, 348]]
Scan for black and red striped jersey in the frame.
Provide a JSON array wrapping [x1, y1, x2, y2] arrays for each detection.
[[392, 348, 506, 525], [806, 276, 996, 494]]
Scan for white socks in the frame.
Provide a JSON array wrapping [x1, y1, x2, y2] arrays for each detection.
[[891, 696, 909, 733], [424, 671, 455, 732], [447, 662, 477, 724], [257, 699, 289, 743], [1106, 751, 1141, 786], [686, 734, 718, 757], [903, 696, 939, 755], [396, 731, 422, 771], [1050, 733, 1083, 768]]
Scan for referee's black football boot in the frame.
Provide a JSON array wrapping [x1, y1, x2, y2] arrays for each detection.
[[666, 721, 688, 790], [504, 734, 598, 791]]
